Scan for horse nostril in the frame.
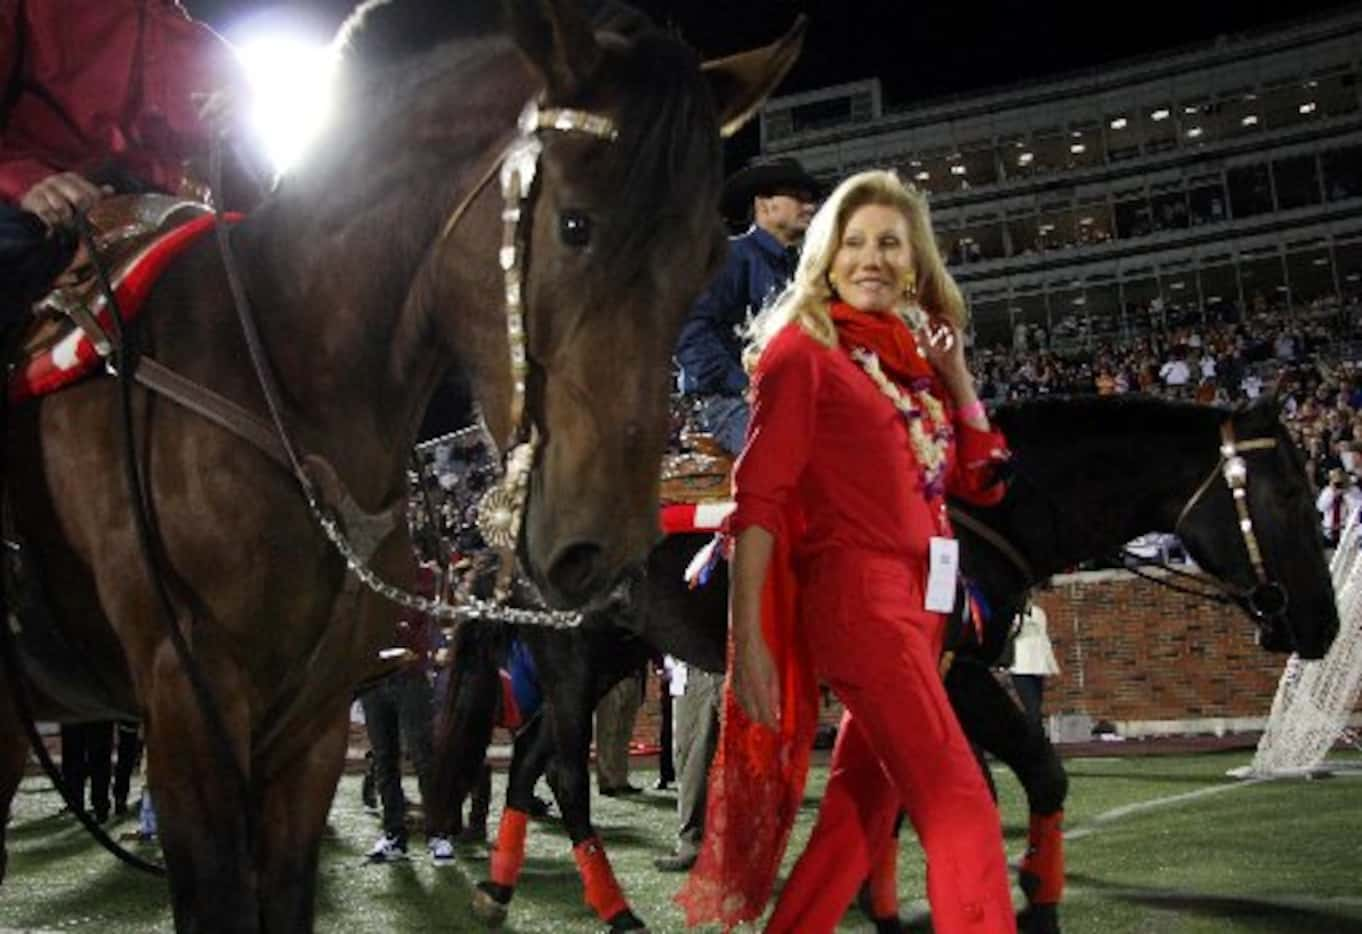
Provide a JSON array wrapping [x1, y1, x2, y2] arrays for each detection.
[[547, 541, 604, 602]]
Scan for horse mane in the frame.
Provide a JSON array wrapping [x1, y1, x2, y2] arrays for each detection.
[[336, 0, 657, 65], [991, 394, 1225, 446]]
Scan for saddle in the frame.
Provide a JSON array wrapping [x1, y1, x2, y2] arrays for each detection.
[[23, 194, 210, 363], [659, 397, 733, 504]]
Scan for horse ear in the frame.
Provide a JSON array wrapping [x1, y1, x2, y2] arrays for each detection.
[[701, 15, 807, 139], [506, 0, 602, 99]]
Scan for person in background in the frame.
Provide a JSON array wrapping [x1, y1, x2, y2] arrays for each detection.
[[360, 559, 453, 864], [1317, 466, 1362, 547], [653, 655, 676, 792], [594, 664, 644, 797], [0, 0, 264, 322], [674, 157, 819, 455], [653, 656, 722, 872], [1009, 591, 1060, 734]]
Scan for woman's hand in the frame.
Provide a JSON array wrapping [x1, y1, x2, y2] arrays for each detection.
[[729, 525, 779, 728], [733, 629, 780, 728]]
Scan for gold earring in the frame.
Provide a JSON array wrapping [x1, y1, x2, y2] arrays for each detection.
[[902, 269, 918, 300], [828, 271, 839, 290]]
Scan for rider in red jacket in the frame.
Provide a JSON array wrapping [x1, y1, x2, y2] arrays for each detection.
[[0, 0, 259, 319]]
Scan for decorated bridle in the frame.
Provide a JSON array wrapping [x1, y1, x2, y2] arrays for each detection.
[[431, 97, 621, 606], [1173, 419, 1290, 627], [422, 98, 621, 607]]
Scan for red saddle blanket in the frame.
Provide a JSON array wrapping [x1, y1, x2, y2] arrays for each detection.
[[659, 501, 734, 535], [10, 213, 225, 404]]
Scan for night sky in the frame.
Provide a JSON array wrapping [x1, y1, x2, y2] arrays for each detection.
[[188, 0, 1355, 165]]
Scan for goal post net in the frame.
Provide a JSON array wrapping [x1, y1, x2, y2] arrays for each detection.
[[1234, 516, 1362, 778]]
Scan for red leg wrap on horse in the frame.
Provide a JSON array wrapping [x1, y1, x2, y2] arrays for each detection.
[[1020, 810, 1065, 904], [490, 807, 529, 887], [868, 841, 899, 919], [572, 837, 629, 921]]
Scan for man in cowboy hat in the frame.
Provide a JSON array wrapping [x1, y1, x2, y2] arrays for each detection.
[[655, 157, 816, 874], [674, 156, 819, 454]]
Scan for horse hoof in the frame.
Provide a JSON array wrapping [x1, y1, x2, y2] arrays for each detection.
[[472, 882, 510, 928], [606, 908, 648, 931], [1018, 903, 1060, 934]]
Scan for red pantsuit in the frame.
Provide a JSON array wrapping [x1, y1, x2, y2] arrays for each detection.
[[766, 553, 1014, 932], [721, 319, 1015, 932]]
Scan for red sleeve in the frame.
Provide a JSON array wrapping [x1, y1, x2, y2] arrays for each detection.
[[729, 327, 821, 540], [946, 420, 1010, 506], [0, 1, 57, 203]]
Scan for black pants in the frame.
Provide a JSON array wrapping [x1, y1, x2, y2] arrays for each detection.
[[360, 672, 434, 844], [61, 722, 113, 817], [113, 721, 143, 809], [658, 677, 675, 785]]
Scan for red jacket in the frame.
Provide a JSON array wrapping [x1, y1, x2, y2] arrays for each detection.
[[0, 0, 244, 203]]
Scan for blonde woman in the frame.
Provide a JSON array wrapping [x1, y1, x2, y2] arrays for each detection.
[[680, 171, 1015, 932]]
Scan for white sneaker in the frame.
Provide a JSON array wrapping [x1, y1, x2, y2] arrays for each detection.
[[428, 835, 455, 864], [366, 832, 408, 862]]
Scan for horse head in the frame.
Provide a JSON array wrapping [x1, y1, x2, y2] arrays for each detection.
[[1175, 395, 1339, 659], [464, 2, 802, 607]]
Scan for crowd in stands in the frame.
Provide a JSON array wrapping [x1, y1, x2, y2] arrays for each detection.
[[972, 293, 1362, 494]]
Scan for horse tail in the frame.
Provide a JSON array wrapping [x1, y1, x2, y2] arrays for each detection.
[[428, 617, 506, 835]]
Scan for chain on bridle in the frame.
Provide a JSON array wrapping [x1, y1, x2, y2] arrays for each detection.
[[1169, 419, 1291, 628]]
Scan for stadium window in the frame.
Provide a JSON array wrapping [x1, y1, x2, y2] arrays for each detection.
[[1188, 177, 1228, 226], [1315, 69, 1359, 118], [1335, 239, 1362, 303], [1322, 145, 1362, 202], [1150, 184, 1189, 232], [1285, 248, 1337, 306], [1273, 154, 1322, 211], [1105, 108, 1140, 161], [1144, 104, 1177, 153], [1261, 80, 1307, 130], [1227, 164, 1273, 219], [1030, 128, 1065, 175], [1114, 189, 1152, 240]]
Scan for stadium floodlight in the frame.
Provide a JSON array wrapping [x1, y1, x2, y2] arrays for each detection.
[[234, 35, 337, 174]]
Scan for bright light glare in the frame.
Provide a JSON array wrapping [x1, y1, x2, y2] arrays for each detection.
[[236, 37, 336, 174]]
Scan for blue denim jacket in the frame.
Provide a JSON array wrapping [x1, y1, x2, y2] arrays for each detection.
[[675, 226, 796, 396]]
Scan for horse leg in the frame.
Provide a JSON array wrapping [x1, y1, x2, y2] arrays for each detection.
[[255, 706, 349, 933], [472, 712, 552, 928], [946, 659, 1066, 934], [143, 642, 259, 934], [541, 645, 645, 933]]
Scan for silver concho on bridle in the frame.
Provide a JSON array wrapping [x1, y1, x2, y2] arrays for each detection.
[[474, 99, 620, 598]]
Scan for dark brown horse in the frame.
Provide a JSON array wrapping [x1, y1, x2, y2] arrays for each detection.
[[0, 2, 803, 931], [436, 395, 1338, 932]]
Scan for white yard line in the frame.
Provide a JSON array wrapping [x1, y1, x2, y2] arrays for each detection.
[[1061, 776, 1271, 842]]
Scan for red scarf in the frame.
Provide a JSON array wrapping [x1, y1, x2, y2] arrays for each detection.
[[829, 300, 935, 387]]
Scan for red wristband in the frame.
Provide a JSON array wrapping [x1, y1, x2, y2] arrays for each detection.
[[957, 400, 986, 423]]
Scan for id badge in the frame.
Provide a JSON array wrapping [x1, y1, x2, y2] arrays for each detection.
[[925, 536, 959, 613]]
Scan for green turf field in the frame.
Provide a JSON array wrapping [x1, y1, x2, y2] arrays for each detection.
[[2, 750, 1359, 932]]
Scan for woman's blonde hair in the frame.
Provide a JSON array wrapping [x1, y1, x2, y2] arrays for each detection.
[[746, 169, 965, 366]]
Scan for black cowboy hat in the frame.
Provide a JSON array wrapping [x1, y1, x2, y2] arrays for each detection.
[[720, 157, 820, 223]]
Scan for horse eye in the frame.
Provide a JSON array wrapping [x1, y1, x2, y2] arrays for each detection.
[[559, 212, 591, 247]]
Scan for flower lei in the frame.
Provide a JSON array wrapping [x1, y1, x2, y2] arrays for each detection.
[[849, 346, 954, 498]]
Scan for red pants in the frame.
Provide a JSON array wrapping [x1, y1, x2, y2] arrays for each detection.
[[766, 553, 1015, 933]]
